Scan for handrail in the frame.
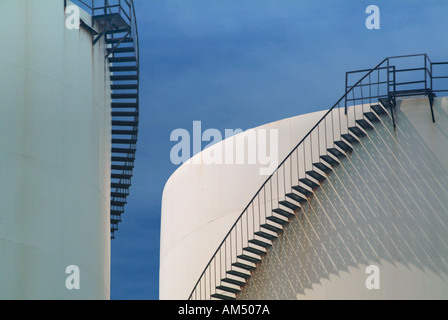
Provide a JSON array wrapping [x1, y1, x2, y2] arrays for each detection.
[[188, 54, 448, 300]]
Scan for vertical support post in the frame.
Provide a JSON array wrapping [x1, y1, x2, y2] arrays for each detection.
[[345, 72, 348, 115]]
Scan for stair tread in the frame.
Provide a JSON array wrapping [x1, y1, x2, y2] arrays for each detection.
[[348, 126, 367, 137], [222, 278, 246, 287], [273, 208, 295, 219], [313, 162, 333, 173], [364, 111, 380, 123], [328, 147, 346, 159], [356, 119, 374, 130], [372, 104, 387, 115], [341, 133, 360, 144], [278, 200, 300, 211], [248, 239, 272, 248], [320, 155, 340, 166], [261, 223, 283, 233], [335, 140, 353, 152], [292, 185, 313, 196], [227, 270, 251, 279], [266, 215, 289, 226], [286, 192, 307, 203], [232, 262, 256, 271], [306, 170, 326, 182], [299, 178, 320, 189], [238, 254, 262, 264], [254, 231, 278, 241], [243, 246, 266, 256]]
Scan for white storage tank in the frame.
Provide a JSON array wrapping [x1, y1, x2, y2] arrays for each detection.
[[0, 0, 111, 299]]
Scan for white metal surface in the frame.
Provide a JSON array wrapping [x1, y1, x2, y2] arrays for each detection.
[[160, 97, 448, 300], [0, 0, 111, 299]]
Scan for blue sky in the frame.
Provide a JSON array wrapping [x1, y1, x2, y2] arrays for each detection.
[[110, 0, 448, 300]]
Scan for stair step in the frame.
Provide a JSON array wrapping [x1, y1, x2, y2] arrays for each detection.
[[222, 277, 246, 287], [111, 200, 126, 206], [364, 112, 380, 123], [335, 140, 353, 152], [341, 133, 360, 144], [112, 148, 136, 154], [111, 182, 131, 189], [238, 254, 262, 264], [286, 192, 307, 203], [112, 138, 138, 144], [112, 93, 138, 99], [108, 46, 135, 53], [112, 165, 134, 171], [371, 104, 387, 115], [328, 148, 346, 159], [254, 231, 278, 241], [249, 239, 272, 249], [106, 27, 131, 35], [227, 270, 251, 280], [292, 185, 313, 197], [111, 173, 132, 179], [109, 56, 137, 63], [243, 246, 266, 256], [111, 192, 128, 199], [273, 208, 295, 219], [320, 154, 340, 166], [112, 102, 138, 109], [106, 37, 134, 44], [112, 156, 135, 162], [217, 285, 241, 295], [378, 98, 391, 109], [299, 178, 320, 189], [232, 262, 256, 271], [112, 120, 139, 127], [111, 75, 139, 81], [266, 215, 289, 226], [261, 223, 283, 233], [356, 119, 374, 130], [112, 84, 139, 90], [112, 129, 138, 135], [313, 162, 333, 173], [279, 200, 300, 211], [348, 126, 367, 138], [211, 293, 236, 301], [110, 66, 138, 72], [306, 170, 326, 182]]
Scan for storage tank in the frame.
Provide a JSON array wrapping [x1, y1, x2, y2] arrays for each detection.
[[161, 54, 448, 300], [0, 0, 111, 299]]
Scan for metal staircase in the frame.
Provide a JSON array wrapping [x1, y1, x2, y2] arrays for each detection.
[[188, 54, 448, 300], [70, 0, 140, 239]]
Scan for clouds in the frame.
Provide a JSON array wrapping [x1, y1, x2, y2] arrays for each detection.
[[112, 0, 448, 300]]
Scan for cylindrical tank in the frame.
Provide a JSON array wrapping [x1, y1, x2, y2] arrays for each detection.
[[0, 0, 111, 299], [161, 97, 448, 300]]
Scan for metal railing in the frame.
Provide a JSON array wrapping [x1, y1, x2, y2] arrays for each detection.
[[188, 54, 448, 300]]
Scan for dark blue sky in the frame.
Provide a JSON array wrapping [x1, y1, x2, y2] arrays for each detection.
[[110, 0, 448, 300]]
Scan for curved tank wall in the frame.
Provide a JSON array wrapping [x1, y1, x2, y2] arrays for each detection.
[[160, 97, 448, 300], [160, 109, 329, 299], [0, 1, 111, 299]]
